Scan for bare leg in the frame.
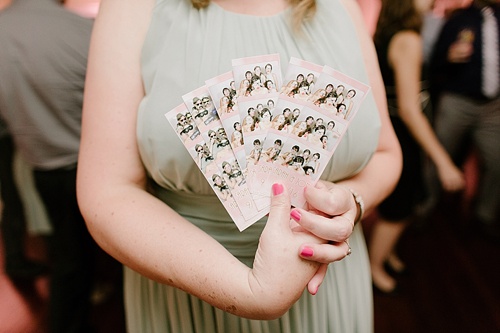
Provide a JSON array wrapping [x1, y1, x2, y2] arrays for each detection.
[[369, 218, 408, 292]]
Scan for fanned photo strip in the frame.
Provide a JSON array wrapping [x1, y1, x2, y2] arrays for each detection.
[[230, 54, 284, 208], [235, 94, 279, 210], [164, 54, 371, 231], [165, 104, 251, 230], [244, 58, 322, 206], [181, 86, 267, 231], [247, 64, 371, 209], [205, 72, 246, 172], [205, 72, 269, 210]]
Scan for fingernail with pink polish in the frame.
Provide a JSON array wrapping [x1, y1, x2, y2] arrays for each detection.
[[290, 209, 301, 222], [300, 246, 314, 257], [272, 183, 284, 196]]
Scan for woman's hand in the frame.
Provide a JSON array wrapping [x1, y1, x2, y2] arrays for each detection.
[[448, 40, 474, 63], [249, 183, 327, 318], [437, 161, 466, 192], [290, 180, 356, 294]]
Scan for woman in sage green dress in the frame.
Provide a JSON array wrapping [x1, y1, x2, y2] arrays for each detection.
[[77, 0, 402, 332]]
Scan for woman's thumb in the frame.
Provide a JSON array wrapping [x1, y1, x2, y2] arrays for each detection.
[[267, 183, 292, 232]]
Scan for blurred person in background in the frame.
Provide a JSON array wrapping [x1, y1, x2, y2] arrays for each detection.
[[428, 0, 500, 241], [0, 0, 97, 332], [0, 116, 47, 279], [370, 0, 465, 294]]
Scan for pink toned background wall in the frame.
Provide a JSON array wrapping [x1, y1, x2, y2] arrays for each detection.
[[64, 0, 100, 18], [356, 0, 473, 35], [1, 0, 474, 27]]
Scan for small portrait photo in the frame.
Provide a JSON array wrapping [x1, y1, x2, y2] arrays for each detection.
[[276, 144, 301, 166], [309, 65, 370, 122], [221, 159, 246, 189], [244, 132, 266, 166], [232, 54, 282, 100], [281, 57, 322, 100], [194, 143, 215, 173], [206, 71, 239, 118], [211, 173, 232, 201], [174, 111, 200, 142], [302, 151, 322, 180], [290, 115, 315, 139], [182, 86, 220, 131], [246, 137, 263, 165], [230, 127, 244, 148], [262, 138, 283, 163]]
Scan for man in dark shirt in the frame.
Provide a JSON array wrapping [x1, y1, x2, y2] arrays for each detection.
[[0, 0, 97, 331], [0, 117, 47, 279], [429, 0, 500, 239]]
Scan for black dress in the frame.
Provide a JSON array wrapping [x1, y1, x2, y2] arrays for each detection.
[[375, 30, 426, 221]]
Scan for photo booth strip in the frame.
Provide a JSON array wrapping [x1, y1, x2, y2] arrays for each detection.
[[233, 93, 279, 210], [182, 86, 267, 230], [253, 65, 371, 209], [245, 96, 304, 208], [259, 101, 348, 208], [245, 57, 323, 209], [165, 104, 251, 229], [205, 71, 247, 172]]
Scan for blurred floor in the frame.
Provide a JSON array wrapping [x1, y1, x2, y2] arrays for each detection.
[[363, 203, 500, 333], [363, 152, 500, 333], [0, 234, 126, 333], [0, 153, 499, 333]]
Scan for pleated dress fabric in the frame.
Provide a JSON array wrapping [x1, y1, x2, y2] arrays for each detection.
[[129, 0, 381, 332]]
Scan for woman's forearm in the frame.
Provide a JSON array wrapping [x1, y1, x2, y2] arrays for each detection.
[[399, 106, 455, 170], [78, 177, 319, 319], [336, 144, 401, 216]]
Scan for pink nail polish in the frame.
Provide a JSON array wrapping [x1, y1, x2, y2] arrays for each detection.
[[290, 209, 301, 221], [300, 247, 314, 257], [272, 183, 284, 196]]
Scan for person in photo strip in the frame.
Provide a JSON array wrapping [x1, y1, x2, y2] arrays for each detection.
[[212, 173, 232, 201]]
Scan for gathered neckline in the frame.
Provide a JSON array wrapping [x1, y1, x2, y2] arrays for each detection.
[[210, 1, 290, 19]]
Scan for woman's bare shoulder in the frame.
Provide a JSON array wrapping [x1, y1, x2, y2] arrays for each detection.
[[389, 30, 422, 63]]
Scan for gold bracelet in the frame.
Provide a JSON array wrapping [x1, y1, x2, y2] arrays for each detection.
[[349, 188, 364, 225]]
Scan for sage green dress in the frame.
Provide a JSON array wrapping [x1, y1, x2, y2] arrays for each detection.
[[129, 0, 380, 332]]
